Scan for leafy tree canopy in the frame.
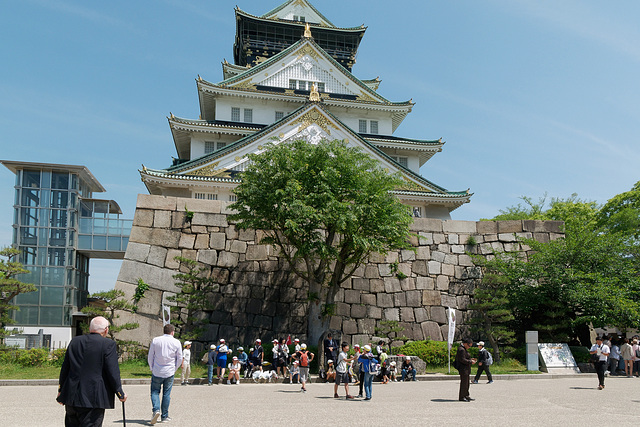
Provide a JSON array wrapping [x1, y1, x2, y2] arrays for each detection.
[[0, 247, 36, 340], [229, 139, 413, 342]]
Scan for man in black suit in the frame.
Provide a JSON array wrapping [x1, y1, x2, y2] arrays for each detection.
[[456, 338, 477, 402], [323, 333, 337, 368], [57, 316, 127, 426]]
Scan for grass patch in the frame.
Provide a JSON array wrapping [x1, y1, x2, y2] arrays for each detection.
[[428, 358, 540, 375]]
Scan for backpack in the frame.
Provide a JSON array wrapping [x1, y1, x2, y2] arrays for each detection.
[[485, 349, 493, 366], [201, 352, 209, 363], [299, 351, 309, 367], [452, 358, 460, 371], [369, 362, 380, 375]]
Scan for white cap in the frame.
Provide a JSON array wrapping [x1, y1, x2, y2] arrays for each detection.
[[363, 345, 371, 352], [478, 341, 485, 346], [327, 360, 334, 364], [293, 361, 299, 364], [294, 338, 300, 342], [256, 339, 261, 343], [301, 343, 307, 349], [273, 339, 278, 343], [184, 340, 192, 346], [220, 338, 225, 343], [391, 361, 396, 366], [210, 344, 216, 349], [405, 356, 411, 360], [238, 346, 244, 351], [233, 356, 238, 360]]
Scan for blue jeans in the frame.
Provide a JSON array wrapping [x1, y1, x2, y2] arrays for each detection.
[[363, 372, 374, 399], [150, 375, 174, 419], [401, 368, 416, 381], [207, 365, 214, 384]]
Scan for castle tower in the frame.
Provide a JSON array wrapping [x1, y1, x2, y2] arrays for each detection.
[[140, 0, 471, 219]]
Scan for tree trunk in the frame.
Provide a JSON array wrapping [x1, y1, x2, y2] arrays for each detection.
[[307, 301, 328, 350]]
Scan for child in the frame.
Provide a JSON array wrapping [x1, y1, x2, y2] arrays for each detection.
[[379, 350, 389, 384], [334, 342, 355, 399], [389, 361, 398, 382], [227, 356, 241, 384], [289, 360, 300, 384], [326, 360, 336, 383], [181, 340, 192, 385], [216, 339, 230, 381], [293, 343, 314, 392]]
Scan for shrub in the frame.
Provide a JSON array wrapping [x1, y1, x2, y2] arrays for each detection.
[[16, 348, 49, 367], [392, 340, 461, 366], [569, 346, 591, 364], [51, 348, 67, 367]]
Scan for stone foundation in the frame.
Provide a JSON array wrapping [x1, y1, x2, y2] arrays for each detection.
[[114, 195, 563, 348]]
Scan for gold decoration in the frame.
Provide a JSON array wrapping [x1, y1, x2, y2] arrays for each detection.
[[357, 92, 377, 103], [258, 145, 264, 150], [231, 80, 255, 90], [234, 156, 242, 162], [292, 0, 305, 6], [189, 162, 232, 178], [290, 109, 338, 135], [304, 23, 312, 38], [278, 133, 285, 139], [309, 83, 320, 102], [254, 56, 268, 65], [396, 177, 432, 192], [296, 45, 319, 62]]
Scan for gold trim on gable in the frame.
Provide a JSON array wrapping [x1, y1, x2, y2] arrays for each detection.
[[188, 161, 231, 178], [296, 45, 320, 62], [290, 110, 338, 135], [231, 81, 255, 90], [396, 177, 433, 192]]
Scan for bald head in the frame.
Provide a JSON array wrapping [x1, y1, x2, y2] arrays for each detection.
[[89, 316, 109, 335]]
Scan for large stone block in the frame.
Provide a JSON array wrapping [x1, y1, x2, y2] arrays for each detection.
[[197, 249, 218, 266], [353, 278, 369, 291], [178, 234, 195, 249], [153, 210, 172, 228], [192, 212, 228, 227], [125, 242, 150, 263], [132, 209, 154, 227], [436, 275, 450, 290], [329, 316, 343, 331], [442, 220, 476, 234], [410, 218, 443, 232], [164, 249, 181, 269], [412, 260, 427, 276], [260, 260, 279, 272], [476, 221, 498, 234], [194, 234, 209, 249], [360, 293, 376, 306], [441, 263, 455, 277], [336, 302, 351, 316], [400, 277, 416, 291], [457, 295, 471, 310], [364, 265, 380, 279], [430, 306, 447, 324], [351, 304, 367, 319], [441, 294, 457, 308], [246, 244, 270, 261], [415, 276, 434, 290], [498, 233, 518, 242], [422, 290, 441, 306], [377, 293, 394, 308], [414, 307, 428, 323], [406, 290, 422, 307], [218, 251, 239, 268], [343, 319, 358, 335], [384, 277, 401, 293], [400, 250, 415, 262], [230, 240, 247, 253], [367, 305, 382, 319], [393, 292, 406, 307], [383, 308, 400, 321], [417, 232, 433, 245], [117, 260, 178, 293], [357, 318, 376, 334], [344, 290, 361, 304], [497, 220, 523, 233], [147, 246, 168, 267], [370, 279, 385, 293], [416, 246, 430, 260], [137, 194, 177, 211], [428, 261, 441, 275], [400, 307, 415, 322], [378, 263, 392, 277], [421, 321, 443, 341]]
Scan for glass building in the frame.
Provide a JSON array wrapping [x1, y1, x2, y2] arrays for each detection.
[[1, 161, 131, 345]]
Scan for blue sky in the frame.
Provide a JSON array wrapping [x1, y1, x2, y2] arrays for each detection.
[[1, 0, 639, 293]]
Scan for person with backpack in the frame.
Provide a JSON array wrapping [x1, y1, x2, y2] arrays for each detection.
[[358, 345, 379, 401], [473, 341, 494, 384], [247, 339, 264, 377], [293, 343, 314, 392]]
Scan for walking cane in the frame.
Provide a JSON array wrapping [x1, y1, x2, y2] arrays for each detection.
[[122, 401, 126, 427]]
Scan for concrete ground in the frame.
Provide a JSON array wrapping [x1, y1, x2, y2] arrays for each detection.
[[3, 375, 640, 426]]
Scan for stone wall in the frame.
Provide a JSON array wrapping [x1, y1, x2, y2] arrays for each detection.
[[114, 194, 563, 347]]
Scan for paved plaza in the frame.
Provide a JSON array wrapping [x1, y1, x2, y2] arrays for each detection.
[[2, 375, 640, 426]]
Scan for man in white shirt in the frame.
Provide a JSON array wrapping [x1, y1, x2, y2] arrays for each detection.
[[148, 324, 182, 424], [334, 342, 355, 400], [590, 336, 610, 390]]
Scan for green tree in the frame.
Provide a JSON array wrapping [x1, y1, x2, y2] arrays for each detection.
[[597, 181, 640, 239], [229, 139, 413, 344], [167, 256, 220, 340], [0, 247, 36, 341], [81, 289, 141, 340], [375, 320, 409, 346], [467, 272, 515, 363]]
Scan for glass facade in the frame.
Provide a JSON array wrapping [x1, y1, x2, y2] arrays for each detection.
[[5, 163, 131, 328]]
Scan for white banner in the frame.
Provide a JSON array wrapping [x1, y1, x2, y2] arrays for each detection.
[[162, 304, 171, 326], [447, 307, 456, 349]]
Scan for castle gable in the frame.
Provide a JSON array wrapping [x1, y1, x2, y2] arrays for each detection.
[[261, 0, 335, 27]]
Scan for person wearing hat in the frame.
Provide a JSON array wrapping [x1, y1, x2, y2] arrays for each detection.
[[227, 356, 242, 385], [294, 338, 301, 352], [289, 360, 300, 384], [236, 347, 248, 376], [352, 344, 364, 397], [216, 339, 230, 382], [357, 345, 379, 400], [590, 336, 610, 390], [456, 338, 476, 402], [472, 341, 493, 384], [247, 339, 264, 377], [326, 359, 336, 383], [324, 333, 338, 369], [293, 343, 314, 392], [181, 341, 192, 385], [207, 344, 216, 385], [401, 356, 416, 382]]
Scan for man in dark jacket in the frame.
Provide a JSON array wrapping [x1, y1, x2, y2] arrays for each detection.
[[57, 316, 126, 426], [456, 338, 476, 402], [323, 333, 338, 368], [473, 341, 493, 384]]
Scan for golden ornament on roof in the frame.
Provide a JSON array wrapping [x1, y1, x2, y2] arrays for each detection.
[[309, 83, 321, 102], [304, 23, 312, 38]]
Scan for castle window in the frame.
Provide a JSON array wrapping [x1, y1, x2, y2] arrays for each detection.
[[205, 141, 215, 154], [244, 108, 253, 123], [275, 111, 284, 121], [370, 120, 379, 134], [359, 120, 367, 133], [194, 193, 217, 200], [231, 107, 240, 122], [217, 142, 227, 150], [229, 195, 237, 202]]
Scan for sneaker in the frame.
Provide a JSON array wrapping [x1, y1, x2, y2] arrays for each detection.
[[208, 382, 212, 386], [227, 380, 231, 385], [487, 380, 493, 384], [334, 393, 339, 398], [181, 382, 186, 386], [471, 380, 478, 384], [364, 397, 371, 401], [162, 416, 172, 422], [356, 394, 363, 398], [150, 411, 161, 425], [346, 395, 354, 399]]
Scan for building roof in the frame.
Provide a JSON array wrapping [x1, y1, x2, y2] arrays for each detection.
[[1, 160, 106, 193], [261, 0, 338, 27]]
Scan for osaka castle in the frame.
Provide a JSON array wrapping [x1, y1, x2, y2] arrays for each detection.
[[140, 0, 472, 219]]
